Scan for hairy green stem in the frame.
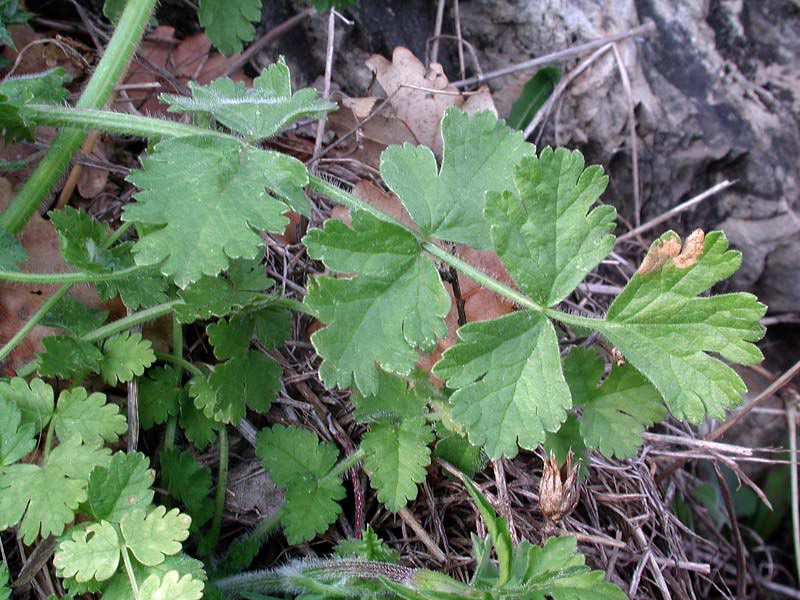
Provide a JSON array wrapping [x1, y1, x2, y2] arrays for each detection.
[[422, 242, 542, 313], [205, 426, 229, 555], [20, 105, 231, 142], [324, 447, 365, 484], [80, 300, 181, 343], [0, 264, 147, 284], [41, 418, 56, 463], [101, 220, 135, 247], [0, 0, 159, 233], [213, 558, 415, 596]]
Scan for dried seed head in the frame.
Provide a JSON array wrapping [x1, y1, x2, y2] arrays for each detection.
[[539, 451, 581, 526]]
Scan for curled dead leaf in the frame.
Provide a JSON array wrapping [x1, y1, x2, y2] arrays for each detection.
[[637, 229, 705, 275]]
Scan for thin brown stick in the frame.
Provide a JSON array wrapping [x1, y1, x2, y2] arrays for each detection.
[[612, 43, 641, 228], [788, 399, 800, 585], [523, 44, 613, 140], [714, 463, 747, 598], [222, 7, 315, 77], [398, 507, 446, 563], [492, 459, 517, 544], [430, 0, 446, 64], [311, 9, 337, 168], [452, 21, 656, 88], [453, 0, 466, 81], [707, 357, 800, 442], [616, 179, 736, 243]]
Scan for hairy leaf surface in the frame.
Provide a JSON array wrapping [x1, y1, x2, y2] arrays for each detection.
[[125, 136, 305, 288], [37, 336, 103, 378], [138, 571, 204, 600], [162, 59, 336, 148], [0, 68, 69, 142]]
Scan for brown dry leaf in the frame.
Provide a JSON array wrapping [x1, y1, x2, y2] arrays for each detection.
[[0, 178, 101, 372], [123, 27, 249, 116], [77, 136, 111, 199], [328, 48, 498, 169], [2, 26, 92, 81], [366, 47, 462, 156], [327, 94, 419, 168]]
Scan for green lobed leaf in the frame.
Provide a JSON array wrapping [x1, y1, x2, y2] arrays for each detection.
[[207, 315, 253, 360], [0, 561, 8, 600], [334, 525, 400, 563], [53, 387, 127, 446], [138, 571, 204, 600], [162, 59, 337, 149], [433, 427, 486, 479], [380, 108, 535, 249], [256, 424, 339, 487], [198, 0, 261, 56], [485, 148, 614, 306], [507, 67, 561, 131], [593, 230, 766, 423], [362, 417, 434, 512], [433, 311, 571, 460], [178, 393, 219, 449], [0, 68, 70, 142], [85, 451, 155, 523], [120, 506, 191, 566], [124, 136, 306, 288], [251, 305, 292, 349], [40, 296, 109, 337], [205, 350, 281, 424], [0, 397, 36, 466], [281, 478, 345, 544], [0, 226, 26, 270], [0, 377, 53, 432], [80, 553, 206, 600], [351, 369, 427, 423], [95, 243, 171, 310], [138, 365, 182, 429], [53, 521, 121, 583], [159, 448, 214, 530], [564, 347, 665, 458], [36, 335, 103, 378], [506, 536, 627, 599], [174, 255, 273, 322], [100, 332, 156, 385], [305, 210, 450, 395], [49, 207, 115, 272], [255, 425, 345, 543], [0, 435, 110, 543]]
